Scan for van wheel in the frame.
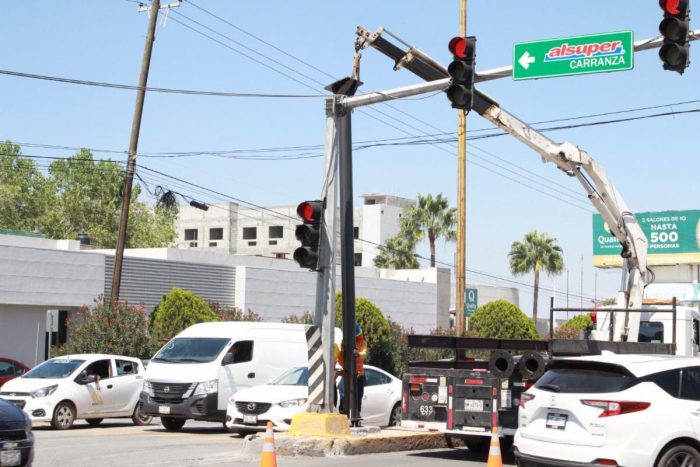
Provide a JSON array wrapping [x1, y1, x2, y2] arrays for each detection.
[[51, 401, 76, 430], [132, 404, 153, 426], [86, 418, 103, 426], [160, 417, 186, 431], [656, 444, 700, 467], [389, 403, 401, 426]]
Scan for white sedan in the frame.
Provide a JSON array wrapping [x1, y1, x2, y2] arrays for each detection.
[[226, 364, 402, 432], [0, 354, 152, 430]]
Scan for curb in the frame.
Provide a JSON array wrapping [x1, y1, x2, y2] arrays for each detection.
[[242, 428, 450, 457]]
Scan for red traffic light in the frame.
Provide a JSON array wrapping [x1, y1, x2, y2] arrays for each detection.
[[296, 200, 322, 223], [448, 36, 475, 60], [659, 0, 688, 15]]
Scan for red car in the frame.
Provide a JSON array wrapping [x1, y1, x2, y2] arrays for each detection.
[[0, 357, 30, 388]]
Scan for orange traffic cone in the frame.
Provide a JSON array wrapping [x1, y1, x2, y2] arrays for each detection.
[[486, 431, 503, 467], [259, 421, 277, 467]]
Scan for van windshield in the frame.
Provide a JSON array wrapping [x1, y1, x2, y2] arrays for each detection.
[[24, 359, 85, 379], [152, 338, 230, 363]]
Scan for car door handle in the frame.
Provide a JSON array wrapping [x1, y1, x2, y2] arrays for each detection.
[[107, 384, 113, 389], [247, 373, 255, 378]]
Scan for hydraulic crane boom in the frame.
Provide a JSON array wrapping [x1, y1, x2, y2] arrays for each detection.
[[470, 90, 648, 336]]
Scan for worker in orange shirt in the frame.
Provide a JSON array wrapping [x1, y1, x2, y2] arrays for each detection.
[[335, 324, 368, 415]]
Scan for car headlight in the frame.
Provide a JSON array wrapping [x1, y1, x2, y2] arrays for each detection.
[[279, 398, 307, 408], [30, 384, 58, 398], [193, 380, 218, 396], [144, 382, 154, 396]]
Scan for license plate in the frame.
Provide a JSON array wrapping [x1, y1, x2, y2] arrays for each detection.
[[158, 405, 170, 415], [0, 449, 21, 467], [243, 415, 257, 424], [463, 399, 484, 411], [546, 412, 568, 430]]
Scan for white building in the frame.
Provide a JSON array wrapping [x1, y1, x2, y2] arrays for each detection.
[[174, 193, 415, 267]]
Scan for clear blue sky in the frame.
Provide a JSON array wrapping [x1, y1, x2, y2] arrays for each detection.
[[1, 1, 698, 316]]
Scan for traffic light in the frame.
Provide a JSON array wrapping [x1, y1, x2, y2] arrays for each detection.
[[659, 0, 690, 73], [293, 200, 323, 270], [446, 36, 477, 110]]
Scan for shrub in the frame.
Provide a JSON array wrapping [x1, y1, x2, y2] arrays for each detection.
[[335, 293, 394, 375], [55, 299, 158, 359], [281, 311, 314, 324], [209, 303, 264, 322], [554, 313, 594, 339], [150, 288, 219, 342], [469, 299, 539, 340], [406, 326, 455, 363]]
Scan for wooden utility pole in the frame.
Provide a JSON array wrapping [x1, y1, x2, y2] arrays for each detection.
[[110, 0, 160, 302], [455, 0, 467, 337]]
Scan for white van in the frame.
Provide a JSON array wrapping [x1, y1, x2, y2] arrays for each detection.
[[139, 322, 313, 431]]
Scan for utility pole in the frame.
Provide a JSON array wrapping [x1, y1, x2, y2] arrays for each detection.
[[580, 255, 584, 308], [455, 0, 467, 338], [110, 0, 161, 302]]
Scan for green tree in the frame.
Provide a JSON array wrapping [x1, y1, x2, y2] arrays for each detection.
[[469, 300, 539, 340], [554, 313, 594, 339], [0, 141, 50, 231], [209, 303, 264, 322], [508, 229, 564, 324], [335, 293, 395, 374], [55, 299, 159, 359], [373, 234, 419, 269], [401, 193, 456, 267], [150, 288, 220, 342], [0, 145, 176, 248]]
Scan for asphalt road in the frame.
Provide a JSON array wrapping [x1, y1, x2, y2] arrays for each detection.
[[32, 418, 516, 466]]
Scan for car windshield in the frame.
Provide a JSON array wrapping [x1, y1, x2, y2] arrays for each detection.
[[152, 337, 230, 363], [270, 367, 308, 386], [535, 365, 634, 394], [23, 358, 85, 379]]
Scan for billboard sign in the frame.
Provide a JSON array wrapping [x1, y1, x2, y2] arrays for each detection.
[[593, 210, 700, 267]]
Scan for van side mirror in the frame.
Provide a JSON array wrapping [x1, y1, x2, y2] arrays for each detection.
[[222, 353, 234, 366]]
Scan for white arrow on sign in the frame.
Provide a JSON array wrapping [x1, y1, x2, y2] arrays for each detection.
[[518, 51, 535, 69]]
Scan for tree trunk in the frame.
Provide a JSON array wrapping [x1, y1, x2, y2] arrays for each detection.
[[532, 269, 540, 325], [429, 233, 436, 267]]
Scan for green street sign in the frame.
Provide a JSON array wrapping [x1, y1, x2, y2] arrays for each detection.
[[465, 288, 478, 317], [513, 31, 633, 80]]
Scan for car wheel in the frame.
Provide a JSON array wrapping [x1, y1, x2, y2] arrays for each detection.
[[656, 443, 700, 467], [160, 416, 186, 431], [132, 404, 153, 426], [51, 401, 76, 430], [389, 402, 401, 426], [86, 418, 104, 426]]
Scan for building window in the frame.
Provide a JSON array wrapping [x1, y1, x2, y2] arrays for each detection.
[[269, 240, 277, 245], [269, 226, 283, 239], [353, 227, 359, 239], [209, 227, 223, 240], [275, 253, 287, 259], [248, 241, 257, 246], [184, 229, 198, 247], [354, 253, 362, 266], [242, 227, 257, 240], [209, 242, 218, 247]]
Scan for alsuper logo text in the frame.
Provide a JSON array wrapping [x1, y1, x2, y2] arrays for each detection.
[[544, 41, 623, 62]]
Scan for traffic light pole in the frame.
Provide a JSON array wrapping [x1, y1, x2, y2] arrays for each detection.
[[455, 0, 467, 339]]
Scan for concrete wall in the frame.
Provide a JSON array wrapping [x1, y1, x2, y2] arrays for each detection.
[[0, 305, 48, 367]]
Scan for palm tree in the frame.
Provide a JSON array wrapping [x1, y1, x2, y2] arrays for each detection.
[[373, 234, 419, 269], [401, 193, 457, 267], [508, 229, 564, 324]]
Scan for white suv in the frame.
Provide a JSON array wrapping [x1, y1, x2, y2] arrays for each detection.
[[514, 352, 700, 467], [0, 354, 152, 429]]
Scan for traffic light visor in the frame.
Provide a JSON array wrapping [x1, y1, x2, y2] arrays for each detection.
[[447, 60, 474, 81], [296, 201, 322, 223], [659, 42, 689, 67], [448, 36, 475, 59], [659, 16, 689, 41], [659, 0, 687, 15]]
